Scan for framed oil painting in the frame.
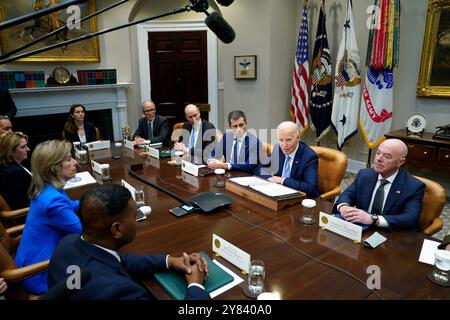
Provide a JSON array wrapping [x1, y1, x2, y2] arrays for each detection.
[[417, 0, 450, 97], [0, 0, 99, 62]]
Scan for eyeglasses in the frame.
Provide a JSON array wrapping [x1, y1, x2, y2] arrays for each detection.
[[143, 109, 156, 113]]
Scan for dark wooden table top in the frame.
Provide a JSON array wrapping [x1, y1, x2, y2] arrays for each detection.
[[67, 146, 450, 300]]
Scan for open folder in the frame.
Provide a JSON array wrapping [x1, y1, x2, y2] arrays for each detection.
[[154, 252, 234, 300]]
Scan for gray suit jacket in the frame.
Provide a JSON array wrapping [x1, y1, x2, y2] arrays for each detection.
[[133, 114, 170, 146]]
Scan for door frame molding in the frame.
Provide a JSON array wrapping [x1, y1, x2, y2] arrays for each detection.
[[137, 21, 218, 126]]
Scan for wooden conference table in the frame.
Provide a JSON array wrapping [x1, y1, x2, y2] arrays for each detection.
[[67, 146, 450, 300]]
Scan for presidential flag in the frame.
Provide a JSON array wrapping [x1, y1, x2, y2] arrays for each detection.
[[290, 1, 309, 135], [331, 0, 361, 150], [310, 0, 333, 141]]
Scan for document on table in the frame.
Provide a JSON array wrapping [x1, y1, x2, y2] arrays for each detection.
[[63, 171, 97, 190], [229, 176, 300, 197], [418, 239, 441, 265]]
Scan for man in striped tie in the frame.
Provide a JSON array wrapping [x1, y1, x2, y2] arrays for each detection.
[[256, 121, 319, 197], [335, 139, 426, 231], [207, 110, 262, 174]]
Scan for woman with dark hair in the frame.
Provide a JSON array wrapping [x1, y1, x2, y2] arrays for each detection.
[[63, 104, 97, 143], [0, 131, 31, 209]]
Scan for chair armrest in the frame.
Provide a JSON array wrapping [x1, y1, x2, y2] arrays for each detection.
[[422, 218, 443, 236], [0, 260, 49, 283], [0, 207, 29, 220], [6, 224, 25, 236], [320, 187, 341, 201]]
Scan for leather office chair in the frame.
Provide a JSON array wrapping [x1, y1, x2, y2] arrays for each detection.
[[262, 143, 273, 157], [171, 122, 184, 142], [61, 127, 102, 141], [414, 176, 446, 235], [0, 221, 48, 300], [0, 194, 28, 227], [310, 146, 348, 201]]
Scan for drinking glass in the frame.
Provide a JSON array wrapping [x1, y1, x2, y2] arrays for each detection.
[[134, 186, 145, 208], [248, 260, 265, 296]]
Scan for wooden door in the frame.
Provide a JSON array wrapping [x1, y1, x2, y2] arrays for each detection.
[[148, 31, 208, 130]]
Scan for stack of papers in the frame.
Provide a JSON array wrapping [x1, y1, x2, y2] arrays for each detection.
[[229, 176, 300, 198]]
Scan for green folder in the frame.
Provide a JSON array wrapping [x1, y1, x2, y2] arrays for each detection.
[[154, 252, 234, 300], [159, 150, 172, 158]]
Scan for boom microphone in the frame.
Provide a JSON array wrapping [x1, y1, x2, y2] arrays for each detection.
[[40, 269, 92, 300], [215, 0, 235, 6], [205, 11, 235, 44]]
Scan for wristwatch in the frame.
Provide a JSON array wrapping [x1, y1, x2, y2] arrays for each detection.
[[371, 214, 379, 226]]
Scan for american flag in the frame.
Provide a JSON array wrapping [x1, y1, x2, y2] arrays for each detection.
[[290, 3, 309, 132]]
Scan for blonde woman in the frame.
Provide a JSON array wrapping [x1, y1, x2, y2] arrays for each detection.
[[15, 140, 82, 294], [0, 132, 31, 209]]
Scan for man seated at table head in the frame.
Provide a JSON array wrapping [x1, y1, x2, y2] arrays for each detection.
[[133, 100, 170, 147], [48, 184, 210, 300], [207, 110, 262, 174], [255, 121, 319, 197], [334, 138, 425, 231], [173, 104, 216, 161], [0, 115, 13, 134]]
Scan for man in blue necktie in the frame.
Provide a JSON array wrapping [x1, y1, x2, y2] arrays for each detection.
[[207, 110, 262, 174], [334, 139, 426, 231], [256, 121, 319, 197], [173, 104, 216, 162]]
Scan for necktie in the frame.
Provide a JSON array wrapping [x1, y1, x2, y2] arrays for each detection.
[[148, 122, 153, 139], [281, 155, 291, 178], [232, 138, 238, 164], [371, 179, 389, 215], [188, 128, 195, 149]]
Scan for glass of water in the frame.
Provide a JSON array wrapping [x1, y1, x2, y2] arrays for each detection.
[[247, 259, 265, 296], [134, 186, 145, 208]]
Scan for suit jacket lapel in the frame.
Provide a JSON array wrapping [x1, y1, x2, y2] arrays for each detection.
[[383, 169, 406, 214], [360, 170, 378, 211], [290, 143, 304, 178]]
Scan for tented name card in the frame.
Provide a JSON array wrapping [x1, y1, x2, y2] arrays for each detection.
[[84, 140, 110, 151], [319, 212, 362, 244], [212, 233, 251, 273], [145, 145, 160, 159], [90, 160, 103, 175], [181, 160, 199, 176], [121, 179, 136, 201], [124, 139, 134, 150]]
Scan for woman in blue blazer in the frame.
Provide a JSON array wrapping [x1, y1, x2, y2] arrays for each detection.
[[15, 140, 82, 294], [0, 132, 31, 209]]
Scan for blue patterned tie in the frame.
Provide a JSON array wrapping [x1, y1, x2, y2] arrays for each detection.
[[281, 155, 291, 178], [188, 128, 195, 149], [232, 138, 238, 164], [371, 179, 389, 215]]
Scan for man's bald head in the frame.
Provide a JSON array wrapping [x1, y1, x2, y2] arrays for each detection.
[[184, 104, 201, 126], [373, 139, 408, 178]]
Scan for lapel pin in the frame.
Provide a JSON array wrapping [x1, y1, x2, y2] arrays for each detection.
[[396, 190, 401, 194]]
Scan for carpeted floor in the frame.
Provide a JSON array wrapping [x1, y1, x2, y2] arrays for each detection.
[[340, 173, 449, 241]]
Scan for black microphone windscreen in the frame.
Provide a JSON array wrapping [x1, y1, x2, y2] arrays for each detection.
[[40, 269, 92, 300], [205, 12, 235, 44], [216, 0, 234, 6]]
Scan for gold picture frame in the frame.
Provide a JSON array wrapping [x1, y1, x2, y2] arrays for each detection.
[[0, 0, 99, 62], [417, 0, 450, 97], [234, 55, 257, 80]]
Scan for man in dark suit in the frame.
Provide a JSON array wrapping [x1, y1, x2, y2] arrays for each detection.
[[256, 121, 319, 197], [133, 100, 170, 146], [48, 184, 210, 300], [334, 139, 425, 231], [0, 115, 13, 134], [173, 104, 216, 162], [207, 110, 263, 174], [0, 88, 17, 119]]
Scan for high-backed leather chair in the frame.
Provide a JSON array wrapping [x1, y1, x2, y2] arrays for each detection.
[[310, 146, 348, 201], [0, 194, 28, 227], [171, 122, 184, 142], [0, 221, 48, 300], [263, 143, 273, 157], [414, 176, 446, 235]]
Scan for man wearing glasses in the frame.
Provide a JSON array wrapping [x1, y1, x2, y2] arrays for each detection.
[[133, 101, 170, 146]]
